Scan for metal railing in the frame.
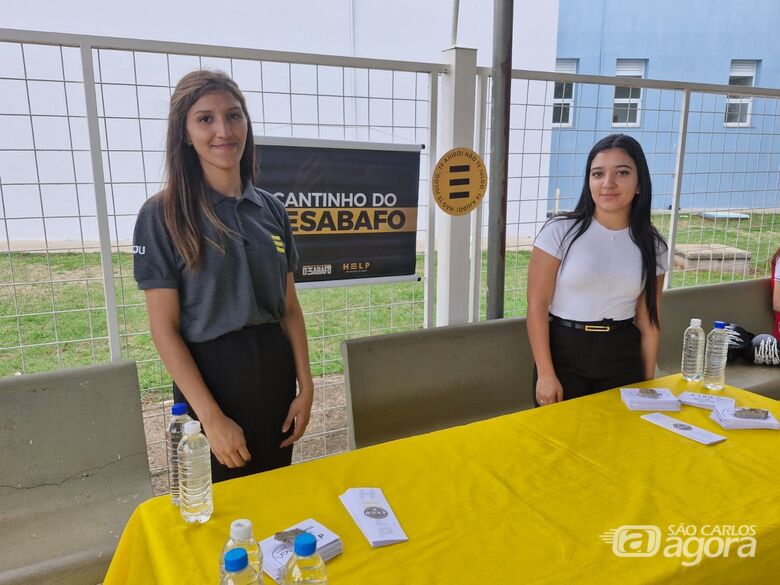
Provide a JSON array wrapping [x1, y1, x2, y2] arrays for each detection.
[[474, 68, 780, 320], [0, 29, 443, 480]]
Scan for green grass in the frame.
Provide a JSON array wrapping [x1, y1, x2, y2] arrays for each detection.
[[1, 212, 777, 398]]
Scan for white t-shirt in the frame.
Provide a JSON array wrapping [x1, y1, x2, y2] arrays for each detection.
[[533, 217, 668, 321]]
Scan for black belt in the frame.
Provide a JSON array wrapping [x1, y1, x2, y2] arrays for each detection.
[[549, 314, 634, 333]]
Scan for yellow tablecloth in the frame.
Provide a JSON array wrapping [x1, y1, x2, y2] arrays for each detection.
[[105, 375, 780, 584]]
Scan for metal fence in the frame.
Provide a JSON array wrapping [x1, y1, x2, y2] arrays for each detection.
[[2, 29, 778, 486], [0, 29, 442, 483], [473, 69, 780, 320]]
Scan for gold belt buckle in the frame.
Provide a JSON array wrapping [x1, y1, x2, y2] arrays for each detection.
[[584, 324, 610, 332]]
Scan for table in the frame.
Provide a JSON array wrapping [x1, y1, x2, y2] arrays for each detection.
[[104, 375, 780, 584]]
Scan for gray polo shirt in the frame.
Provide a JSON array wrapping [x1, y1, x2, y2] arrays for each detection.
[[133, 183, 299, 343]]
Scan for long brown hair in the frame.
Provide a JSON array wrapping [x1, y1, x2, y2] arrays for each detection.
[[162, 70, 255, 270]]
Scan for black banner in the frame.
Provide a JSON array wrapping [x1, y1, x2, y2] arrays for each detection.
[[255, 140, 421, 284]]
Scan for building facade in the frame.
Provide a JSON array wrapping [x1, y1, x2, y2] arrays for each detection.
[[550, 0, 780, 211]]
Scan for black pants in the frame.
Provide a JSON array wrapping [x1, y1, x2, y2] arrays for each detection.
[[173, 322, 296, 483], [533, 320, 645, 406]]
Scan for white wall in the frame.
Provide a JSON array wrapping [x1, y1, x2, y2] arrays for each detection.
[[0, 1, 558, 243], [3, 0, 557, 69]]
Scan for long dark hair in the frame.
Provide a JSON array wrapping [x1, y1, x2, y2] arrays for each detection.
[[162, 70, 255, 271], [550, 133, 667, 326]]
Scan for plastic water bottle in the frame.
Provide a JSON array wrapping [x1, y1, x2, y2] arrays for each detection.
[[220, 519, 262, 579], [680, 318, 705, 382], [703, 320, 729, 390], [177, 420, 213, 523], [280, 533, 327, 585], [220, 548, 260, 585], [166, 402, 192, 505]]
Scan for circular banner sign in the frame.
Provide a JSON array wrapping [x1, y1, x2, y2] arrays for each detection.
[[431, 146, 488, 216]]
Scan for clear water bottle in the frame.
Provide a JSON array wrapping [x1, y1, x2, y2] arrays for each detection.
[[166, 402, 192, 505], [220, 519, 262, 579], [220, 548, 260, 585], [177, 420, 213, 524], [680, 318, 705, 382], [703, 320, 729, 390], [280, 533, 327, 585]]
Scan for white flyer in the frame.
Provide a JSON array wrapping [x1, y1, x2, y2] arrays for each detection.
[[258, 518, 342, 583], [640, 412, 727, 445], [678, 391, 736, 410], [339, 487, 408, 548]]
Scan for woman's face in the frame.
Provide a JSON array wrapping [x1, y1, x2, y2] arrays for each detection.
[[184, 90, 247, 178], [588, 147, 638, 222]]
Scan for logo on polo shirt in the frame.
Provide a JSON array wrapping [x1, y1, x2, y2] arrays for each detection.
[[271, 234, 285, 253]]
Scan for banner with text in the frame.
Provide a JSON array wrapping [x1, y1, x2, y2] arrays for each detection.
[[255, 139, 421, 285]]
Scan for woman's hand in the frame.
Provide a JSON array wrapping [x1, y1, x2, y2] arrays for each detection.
[[280, 392, 313, 448], [201, 413, 251, 468], [536, 375, 563, 406]]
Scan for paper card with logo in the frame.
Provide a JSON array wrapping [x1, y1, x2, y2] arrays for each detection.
[[620, 387, 681, 411], [340, 487, 408, 548], [640, 413, 727, 445], [259, 518, 342, 583], [677, 391, 736, 411], [710, 404, 780, 430]]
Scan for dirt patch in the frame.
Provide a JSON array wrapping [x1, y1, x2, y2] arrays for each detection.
[[142, 374, 349, 495]]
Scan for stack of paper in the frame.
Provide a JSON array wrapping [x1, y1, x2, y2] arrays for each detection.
[[620, 387, 680, 411], [340, 487, 408, 548], [710, 405, 780, 430], [678, 391, 736, 411], [259, 518, 342, 583]]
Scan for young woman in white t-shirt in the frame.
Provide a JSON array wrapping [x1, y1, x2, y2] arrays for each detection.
[[527, 134, 668, 406]]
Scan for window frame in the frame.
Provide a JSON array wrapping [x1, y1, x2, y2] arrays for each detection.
[[725, 60, 757, 128], [552, 59, 577, 128], [612, 60, 645, 128]]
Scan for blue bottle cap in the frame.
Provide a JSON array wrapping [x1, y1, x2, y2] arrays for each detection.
[[224, 548, 248, 572], [293, 532, 317, 556], [171, 403, 188, 416], [714, 321, 726, 329]]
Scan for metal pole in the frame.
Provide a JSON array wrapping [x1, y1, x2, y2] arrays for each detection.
[[80, 44, 122, 361], [486, 0, 513, 319], [665, 88, 691, 290], [451, 0, 461, 46]]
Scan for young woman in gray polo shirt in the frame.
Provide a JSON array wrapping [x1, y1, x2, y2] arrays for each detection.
[[527, 134, 668, 406], [133, 70, 314, 482]]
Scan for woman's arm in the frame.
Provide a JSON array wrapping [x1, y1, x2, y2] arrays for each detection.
[[144, 288, 251, 468], [773, 279, 780, 312], [279, 273, 314, 448], [634, 274, 665, 380], [526, 247, 563, 404]]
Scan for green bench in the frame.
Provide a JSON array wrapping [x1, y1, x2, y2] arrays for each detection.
[[341, 278, 777, 449], [658, 277, 778, 400]]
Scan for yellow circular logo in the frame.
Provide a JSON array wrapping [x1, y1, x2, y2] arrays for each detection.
[[431, 147, 488, 216]]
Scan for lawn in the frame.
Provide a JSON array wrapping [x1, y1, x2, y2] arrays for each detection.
[[1, 212, 777, 398]]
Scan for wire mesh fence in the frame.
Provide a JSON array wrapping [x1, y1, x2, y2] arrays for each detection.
[[2, 31, 778, 490], [476, 70, 780, 320], [0, 33, 440, 487]]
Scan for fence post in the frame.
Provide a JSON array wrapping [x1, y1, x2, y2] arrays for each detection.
[[435, 47, 477, 326], [470, 73, 489, 322], [424, 72, 439, 328], [80, 44, 122, 361], [665, 88, 691, 290]]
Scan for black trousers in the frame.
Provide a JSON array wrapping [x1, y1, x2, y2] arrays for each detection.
[[173, 322, 296, 483], [533, 320, 645, 406]]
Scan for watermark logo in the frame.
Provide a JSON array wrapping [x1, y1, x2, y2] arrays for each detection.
[[600, 525, 662, 557], [600, 524, 757, 566]]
